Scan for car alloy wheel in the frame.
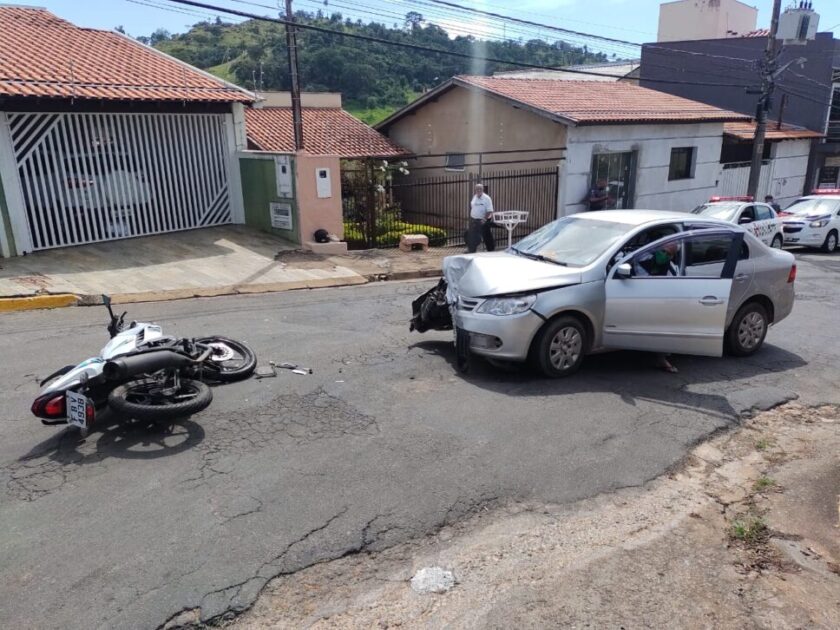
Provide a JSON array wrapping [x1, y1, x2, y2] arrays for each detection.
[[531, 315, 588, 378], [771, 235, 783, 249], [737, 311, 766, 351], [824, 231, 838, 253], [549, 326, 583, 371]]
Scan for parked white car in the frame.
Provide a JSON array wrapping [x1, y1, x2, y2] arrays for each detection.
[[780, 190, 840, 253], [691, 196, 784, 249]]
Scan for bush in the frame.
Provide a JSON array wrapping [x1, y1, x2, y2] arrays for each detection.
[[343, 221, 447, 248]]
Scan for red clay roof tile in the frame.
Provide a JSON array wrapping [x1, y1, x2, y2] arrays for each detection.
[[455, 75, 751, 125], [245, 107, 410, 158], [724, 121, 824, 140], [0, 6, 252, 103]]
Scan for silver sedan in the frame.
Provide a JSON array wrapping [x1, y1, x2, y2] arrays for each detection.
[[410, 210, 796, 377]]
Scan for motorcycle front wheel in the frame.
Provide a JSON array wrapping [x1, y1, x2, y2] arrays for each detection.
[[108, 378, 212, 421], [195, 336, 257, 382]]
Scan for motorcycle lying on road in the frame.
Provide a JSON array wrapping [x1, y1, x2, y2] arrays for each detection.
[[31, 296, 256, 433]]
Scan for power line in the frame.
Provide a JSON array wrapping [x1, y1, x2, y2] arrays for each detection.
[[418, 0, 642, 48], [157, 0, 755, 88]]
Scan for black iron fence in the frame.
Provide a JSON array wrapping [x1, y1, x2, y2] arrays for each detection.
[[341, 164, 559, 249]]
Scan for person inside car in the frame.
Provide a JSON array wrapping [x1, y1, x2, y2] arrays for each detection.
[[634, 241, 680, 277]]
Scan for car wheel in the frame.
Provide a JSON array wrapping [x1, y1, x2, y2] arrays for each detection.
[[726, 302, 769, 357], [771, 234, 783, 249], [822, 230, 838, 253], [531, 315, 587, 378]]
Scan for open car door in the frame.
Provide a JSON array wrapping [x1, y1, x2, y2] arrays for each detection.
[[603, 229, 744, 357]]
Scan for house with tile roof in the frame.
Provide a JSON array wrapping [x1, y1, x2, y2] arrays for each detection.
[[0, 6, 254, 257], [377, 75, 751, 218], [245, 92, 408, 159]]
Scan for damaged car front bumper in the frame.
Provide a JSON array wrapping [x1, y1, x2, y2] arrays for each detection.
[[451, 295, 544, 361]]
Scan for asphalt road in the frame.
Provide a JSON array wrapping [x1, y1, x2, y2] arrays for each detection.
[[1, 251, 839, 629]]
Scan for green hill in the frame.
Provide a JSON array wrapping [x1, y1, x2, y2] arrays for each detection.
[[153, 11, 612, 123]]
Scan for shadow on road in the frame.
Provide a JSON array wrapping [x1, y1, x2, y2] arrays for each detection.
[[411, 339, 806, 422], [17, 410, 206, 467]]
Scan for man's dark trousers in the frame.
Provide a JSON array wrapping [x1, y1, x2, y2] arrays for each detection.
[[467, 219, 496, 253]]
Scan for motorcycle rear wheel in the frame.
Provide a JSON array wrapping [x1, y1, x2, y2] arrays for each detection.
[[108, 378, 212, 421], [195, 336, 257, 382]]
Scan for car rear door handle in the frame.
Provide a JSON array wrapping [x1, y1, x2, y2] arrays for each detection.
[[699, 296, 724, 306], [734, 273, 749, 282]]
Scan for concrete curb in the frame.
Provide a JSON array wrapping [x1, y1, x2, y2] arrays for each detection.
[[0, 268, 441, 313], [0, 293, 80, 313]]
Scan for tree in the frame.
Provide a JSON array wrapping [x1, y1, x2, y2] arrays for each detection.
[[150, 28, 171, 45], [115, 25, 126, 34], [404, 11, 424, 30]]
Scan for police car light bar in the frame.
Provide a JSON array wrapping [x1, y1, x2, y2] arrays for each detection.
[[810, 188, 840, 195], [709, 195, 753, 202]]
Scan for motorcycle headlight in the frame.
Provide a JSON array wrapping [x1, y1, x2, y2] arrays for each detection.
[[809, 218, 830, 228], [475, 294, 537, 316]]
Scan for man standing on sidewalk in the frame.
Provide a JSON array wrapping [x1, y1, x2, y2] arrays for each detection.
[[466, 183, 495, 253]]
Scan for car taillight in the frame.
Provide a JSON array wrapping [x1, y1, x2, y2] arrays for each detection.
[[31, 393, 66, 419], [787, 264, 796, 283]]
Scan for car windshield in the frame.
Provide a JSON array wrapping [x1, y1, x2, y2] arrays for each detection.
[[691, 203, 739, 221], [785, 198, 837, 216], [512, 217, 632, 266]]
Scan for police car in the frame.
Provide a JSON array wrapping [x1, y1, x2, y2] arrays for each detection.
[[691, 196, 785, 248], [779, 189, 840, 253]]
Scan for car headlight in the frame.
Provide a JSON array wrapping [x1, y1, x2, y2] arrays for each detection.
[[475, 294, 537, 316], [809, 218, 830, 228]]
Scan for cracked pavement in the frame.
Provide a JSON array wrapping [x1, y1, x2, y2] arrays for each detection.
[[0, 251, 838, 629]]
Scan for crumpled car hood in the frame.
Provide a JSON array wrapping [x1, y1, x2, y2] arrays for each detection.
[[443, 252, 583, 298]]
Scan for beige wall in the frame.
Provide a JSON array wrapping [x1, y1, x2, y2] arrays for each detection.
[[385, 84, 566, 177], [256, 92, 342, 108], [658, 0, 757, 42], [295, 153, 344, 242]]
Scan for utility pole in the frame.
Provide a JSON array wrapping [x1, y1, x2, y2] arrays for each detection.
[[284, 0, 304, 150], [747, 0, 782, 198]]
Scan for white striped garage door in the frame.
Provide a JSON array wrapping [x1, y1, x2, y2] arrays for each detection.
[[6, 111, 233, 251]]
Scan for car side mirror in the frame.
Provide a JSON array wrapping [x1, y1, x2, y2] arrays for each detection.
[[615, 263, 633, 278], [739, 216, 753, 225]]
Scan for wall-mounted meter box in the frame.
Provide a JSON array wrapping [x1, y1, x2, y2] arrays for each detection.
[[269, 202, 293, 230], [275, 156, 293, 198], [316, 167, 332, 199]]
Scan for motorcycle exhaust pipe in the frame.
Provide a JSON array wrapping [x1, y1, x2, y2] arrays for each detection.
[[104, 350, 195, 380]]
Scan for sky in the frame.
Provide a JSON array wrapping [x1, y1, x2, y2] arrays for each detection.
[[13, 0, 840, 56]]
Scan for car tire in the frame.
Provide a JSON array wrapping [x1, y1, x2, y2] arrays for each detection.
[[530, 315, 587, 378], [821, 230, 838, 253], [726, 301, 769, 357], [771, 234, 783, 249]]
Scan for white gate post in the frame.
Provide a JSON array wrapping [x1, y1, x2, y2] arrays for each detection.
[[556, 149, 568, 218], [226, 104, 246, 224], [0, 112, 32, 255]]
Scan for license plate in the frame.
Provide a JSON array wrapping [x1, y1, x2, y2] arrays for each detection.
[[786, 237, 799, 242], [66, 390, 90, 429]]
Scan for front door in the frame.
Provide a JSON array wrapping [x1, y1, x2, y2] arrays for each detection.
[[738, 204, 777, 245], [590, 151, 637, 209], [603, 230, 743, 356]]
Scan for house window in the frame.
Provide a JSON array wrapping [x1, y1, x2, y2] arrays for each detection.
[[668, 147, 695, 181], [444, 152, 466, 171]]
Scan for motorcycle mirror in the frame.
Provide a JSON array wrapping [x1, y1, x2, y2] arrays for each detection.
[[102, 294, 111, 306]]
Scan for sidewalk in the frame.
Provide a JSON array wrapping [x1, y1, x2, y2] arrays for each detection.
[[0, 226, 450, 312]]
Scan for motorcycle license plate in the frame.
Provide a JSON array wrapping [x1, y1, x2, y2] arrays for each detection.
[[66, 391, 90, 429]]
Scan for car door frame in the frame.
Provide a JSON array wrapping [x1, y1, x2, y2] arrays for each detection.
[[602, 228, 745, 357]]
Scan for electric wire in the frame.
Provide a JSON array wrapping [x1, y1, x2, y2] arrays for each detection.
[[155, 0, 756, 89]]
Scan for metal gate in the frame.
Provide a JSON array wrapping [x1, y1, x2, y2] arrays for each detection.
[[6, 112, 232, 250], [717, 160, 774, 199], [342, 165, 558, 249]]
